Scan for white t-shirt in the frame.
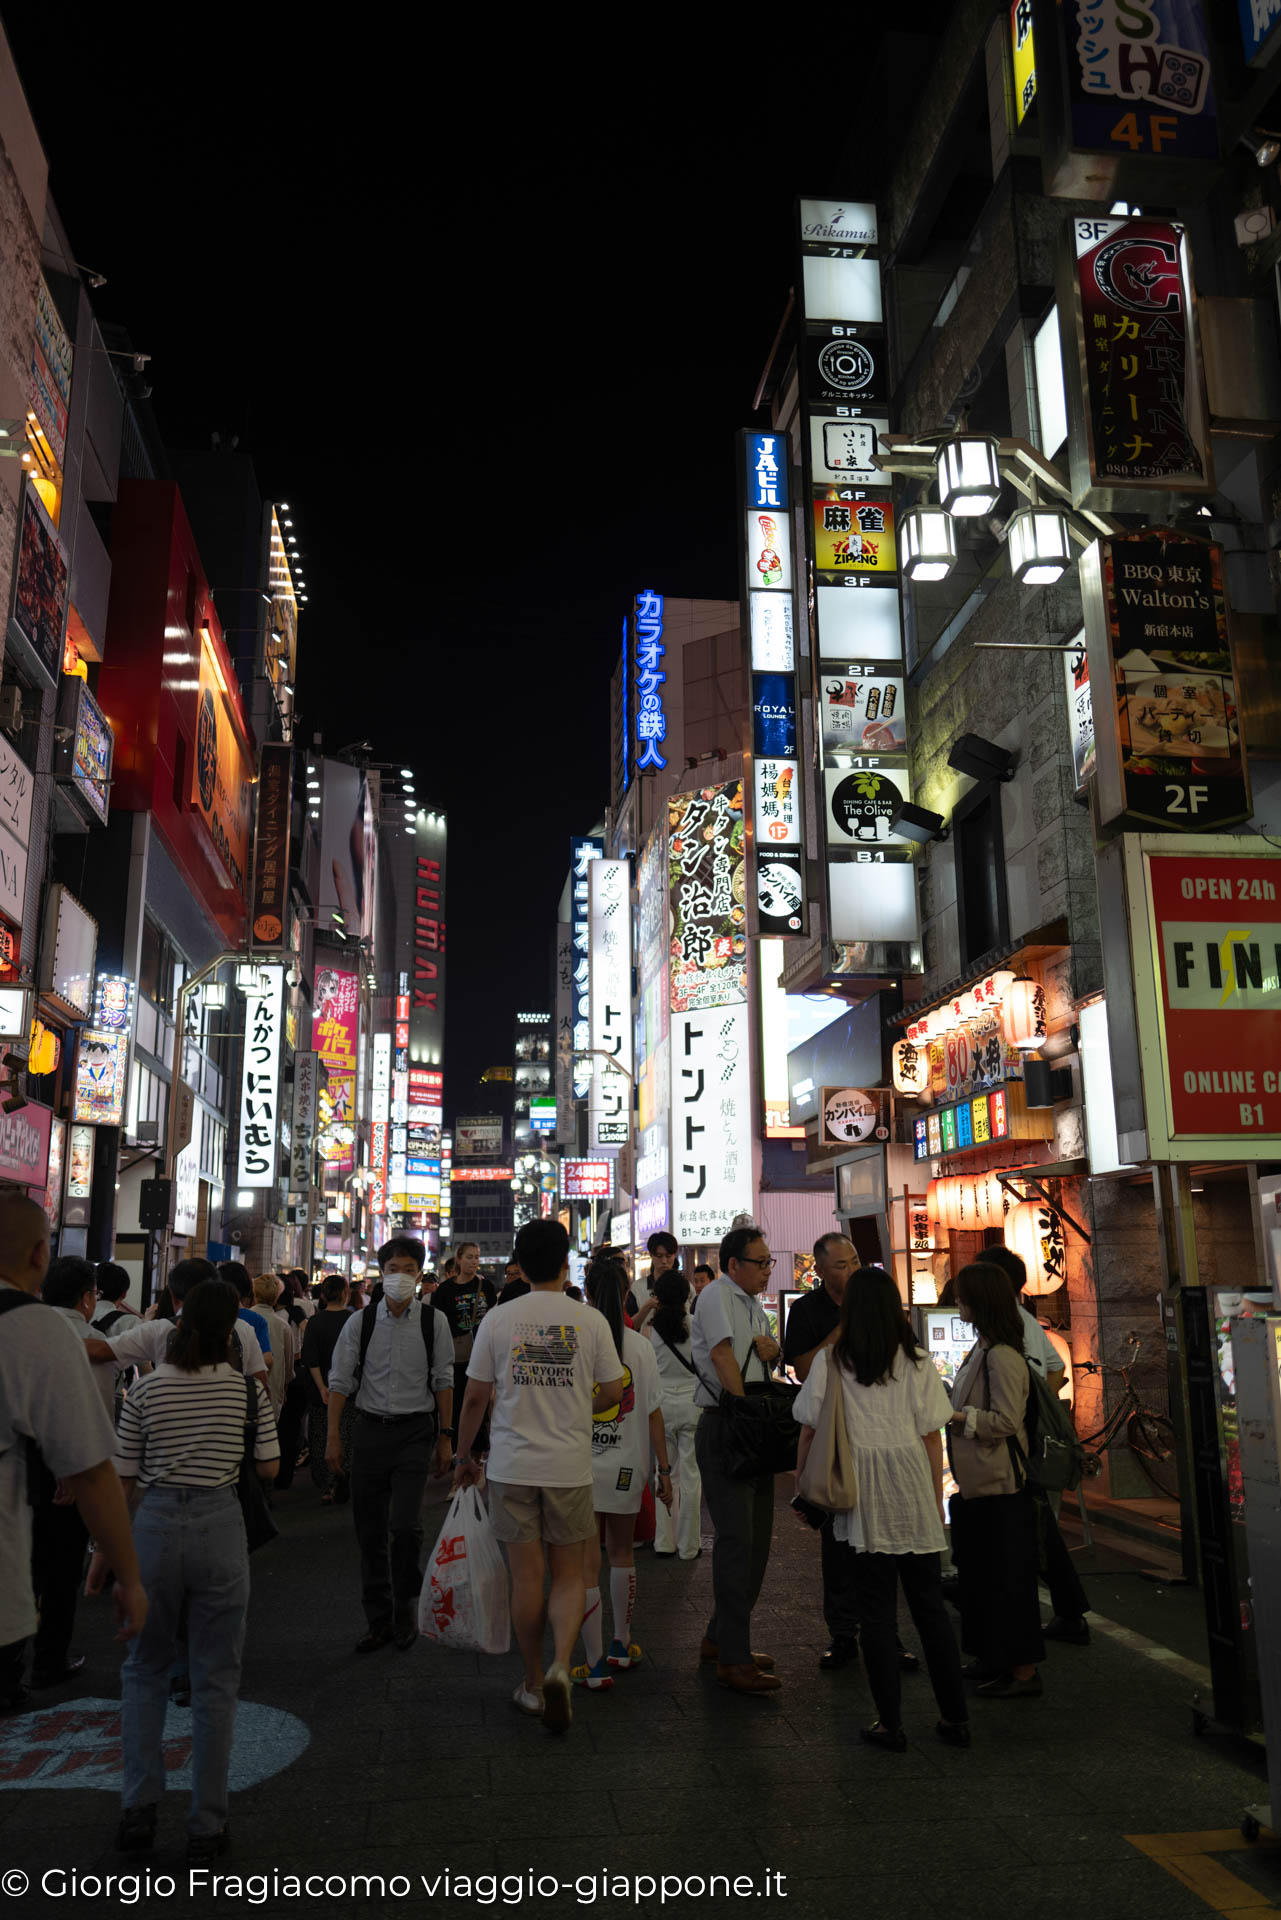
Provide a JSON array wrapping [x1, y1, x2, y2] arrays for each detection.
[[793, 1346, 953, 1554], [467, 1290, 622, 1489], [1019, 1307, 1060, 1378], [107, 1314, 265, 1378], [592, 1327, 662, 1514], [645, 1323, 698, 1407]]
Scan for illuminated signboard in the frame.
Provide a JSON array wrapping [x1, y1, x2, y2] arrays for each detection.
[[668, 784, 747, 1012], [561, 1158, 614, 1201], [588, 858, 633, 1152], [1011, 0, 1036, 123], [236, 966, 284, 1188], [972, 1094, 991, 1145], [741, 430, 807, 941], [570, 836, 603, 1098], [634, 590, 667, 773], [57, 677, 112, 825], [530, 1095, 556, 1133], [926, 1111, 942, 1157], [939, 1105, 958, 1154], [93, 974, 135, 1033], [290, 1050, 318, 1189], [914, 1116, 929, 1161], [450, 1165, 514, 1183], [672, 1004, 752, 1243], [989, 1088, 1009, 1139]]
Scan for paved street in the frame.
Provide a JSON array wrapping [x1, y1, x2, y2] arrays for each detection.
[[0, 1477, 1276, 1920]]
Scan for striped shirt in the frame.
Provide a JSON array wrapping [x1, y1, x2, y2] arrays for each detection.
[[114, 1362, 279, 1489]]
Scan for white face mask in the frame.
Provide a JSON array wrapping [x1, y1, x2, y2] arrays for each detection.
[[382, 1273, 416, 1303]]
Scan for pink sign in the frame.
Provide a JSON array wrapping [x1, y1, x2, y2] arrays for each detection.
[[314, 966, 358, 1174], [0, 1098, 52, 1191]]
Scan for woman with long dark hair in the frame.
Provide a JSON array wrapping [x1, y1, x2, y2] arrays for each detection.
[[793, 1266, 966, 1751], [645, 1272, 702, 1560], [571, 1255, 671, 1689], [110, 1280, 278, 1864], [946, 1262, 1044, 1699]]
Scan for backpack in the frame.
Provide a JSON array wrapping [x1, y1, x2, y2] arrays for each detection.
[[0, 1290, 57, 1503], [354, 1300, 435, 1386], [984, 1346, 1085, 1493]]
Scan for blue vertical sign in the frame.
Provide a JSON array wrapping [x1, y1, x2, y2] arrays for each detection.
[[634, 590, 667, 773]]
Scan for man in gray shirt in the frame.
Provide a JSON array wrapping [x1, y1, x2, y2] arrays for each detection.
[[327, 1235, 453, 1654], [691, 1226, 783, 1697], [0, 1194, 146, 1709]]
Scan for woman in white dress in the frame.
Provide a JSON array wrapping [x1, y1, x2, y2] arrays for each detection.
[[572, 1256, 672, 1690], [793, 1265, 968, 1751], [645, 1272, 702, 1560]]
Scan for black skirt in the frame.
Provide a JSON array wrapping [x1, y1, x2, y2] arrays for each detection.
[[949, 1488, 1046, 1671]]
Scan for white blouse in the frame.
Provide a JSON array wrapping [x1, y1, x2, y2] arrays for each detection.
[[794, 1346, 952, 1554]]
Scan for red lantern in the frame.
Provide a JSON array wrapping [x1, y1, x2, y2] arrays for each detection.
[[1002, 975, 1047, 1052]]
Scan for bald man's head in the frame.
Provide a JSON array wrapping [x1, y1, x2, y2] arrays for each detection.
[[0, 1190, 51, 1295]]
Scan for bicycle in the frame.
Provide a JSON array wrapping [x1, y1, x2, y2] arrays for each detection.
[[1075, 1336, 1180, 1499]]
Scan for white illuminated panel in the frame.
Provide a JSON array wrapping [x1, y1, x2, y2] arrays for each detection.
[[237, 966, 284, 1188], [750, 593, 795, 672], [588, 859, 632, 1151], [672, 1003, 752, 1243], [827, 862, 918, 944], [802, 255, 883, 324], [816, 586, 902, 662]]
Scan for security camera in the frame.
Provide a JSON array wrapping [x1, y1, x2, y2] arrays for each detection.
[[285, 966, 301, 989], [131, 353, 151, 372]]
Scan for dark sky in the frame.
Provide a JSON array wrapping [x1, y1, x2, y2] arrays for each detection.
[[3, 17, 948, 1112]]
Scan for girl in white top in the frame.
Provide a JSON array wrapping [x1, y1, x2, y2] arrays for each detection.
[[572, 1256, 670, 1691], [793, 1265, 968, 1753], [644, 1272, 703, 1561]]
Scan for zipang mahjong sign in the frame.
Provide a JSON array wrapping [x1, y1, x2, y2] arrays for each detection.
[[1122, 838, 1281, 1158]]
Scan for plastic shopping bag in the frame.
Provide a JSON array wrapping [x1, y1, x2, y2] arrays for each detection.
[[419, 1486, 511, 1655]]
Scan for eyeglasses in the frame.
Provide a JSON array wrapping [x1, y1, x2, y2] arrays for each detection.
[[739, 1255, 776, 1271]]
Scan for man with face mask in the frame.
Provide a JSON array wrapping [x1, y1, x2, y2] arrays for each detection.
[[325, 1237, 453, 1654]]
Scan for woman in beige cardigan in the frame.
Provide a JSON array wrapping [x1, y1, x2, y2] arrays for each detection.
[[946, 1262, 1045, 1699]]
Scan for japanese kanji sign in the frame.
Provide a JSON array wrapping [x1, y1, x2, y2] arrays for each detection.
[[668, 785, 748, 1013], [570, 837, 603, 1099], [1080, 530, 1249, 831], [588, 858, 633, 1153], [290, 1049, 317, 1189], [250, 742, 292, 951], [236, 966, 283, 1189], [1066, 216, 1211, 507], [633, 589, 668, 773]]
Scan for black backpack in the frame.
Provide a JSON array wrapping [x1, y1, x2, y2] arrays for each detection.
[[354, 1300, 435, 1385], [983, 1346, 1085, 1493], [0, 1290, 57, 1502]]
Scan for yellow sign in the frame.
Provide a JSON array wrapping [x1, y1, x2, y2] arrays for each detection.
[[191, 634, 252, 896], [812, 496, 896, 575], [1011, 0, 1035, 125]]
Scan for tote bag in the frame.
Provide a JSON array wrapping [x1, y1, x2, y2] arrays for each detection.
[[795, 1352, 858, 1512]]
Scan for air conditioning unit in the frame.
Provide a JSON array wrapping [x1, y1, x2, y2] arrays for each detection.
[[0, 686, 22, 735]]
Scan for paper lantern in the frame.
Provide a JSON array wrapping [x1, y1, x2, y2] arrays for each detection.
[[971, 1170, 1003, 1229], [892, 1036, 930, 1096], [1005, 1200, 1068, 1295], [974, 968, 1015, 1011], [1002, 974, 1047, 1051]]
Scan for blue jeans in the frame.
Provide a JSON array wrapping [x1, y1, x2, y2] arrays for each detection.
[[121, 1486, 249, 1837]]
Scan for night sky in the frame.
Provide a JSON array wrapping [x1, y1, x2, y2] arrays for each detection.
[[3, 19, 951, 1112]]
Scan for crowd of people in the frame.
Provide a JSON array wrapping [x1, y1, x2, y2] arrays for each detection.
[[0, 1201, 1090, 1859]]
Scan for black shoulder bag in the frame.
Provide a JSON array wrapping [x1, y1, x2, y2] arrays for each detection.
[[695, 1313, 800, 1481], [236, 1377, 278, 1553]]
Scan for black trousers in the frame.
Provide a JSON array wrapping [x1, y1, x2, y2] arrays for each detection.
[[694, 1409, 775, 1667], [0, 1638, 25, 1706], [274, 1373, 307, 1489], [950, 1489, 1046, 1672], [30, 1498, 89, 1678], [820, 1515, 861, 1639], [350, 1411, 436, 1631], [1039, 1497, 1090, 1620], [846, 1548, 966, 1730]]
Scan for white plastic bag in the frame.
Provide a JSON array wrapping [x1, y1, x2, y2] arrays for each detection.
[[419, 1486, 510, 1655]]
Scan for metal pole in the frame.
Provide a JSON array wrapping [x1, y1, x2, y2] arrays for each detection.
[[1152, 1161, 1202, 1585]]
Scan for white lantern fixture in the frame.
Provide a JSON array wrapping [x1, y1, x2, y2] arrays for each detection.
[[1007, 505, 1073, 586], [892, 1036, 930, 1097], [900, 507, 958, 583], [1003, 974, 1048, 1051], [937, 434, 1002, 518]]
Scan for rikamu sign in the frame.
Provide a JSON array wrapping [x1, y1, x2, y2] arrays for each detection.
[[1062, 216, 1212, 512], [1080, 530, 1250, 831]]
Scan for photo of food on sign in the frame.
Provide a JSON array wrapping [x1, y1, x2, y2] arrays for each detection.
[[667, 784, 748, 1012], [820, 676, 905, 752], [1119, 668, 1238, 759]]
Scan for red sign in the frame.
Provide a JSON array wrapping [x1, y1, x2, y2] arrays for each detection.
[[560, 1158, 614, 1201], [450, 1165, 512, 1183], [0, 1097, 52, 1190], [1150, 852, 1281, 1140], [988, 1088, 1009, 1140]]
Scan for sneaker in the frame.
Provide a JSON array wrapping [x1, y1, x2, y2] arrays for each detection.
[[541, 1662, 572, 1733], [570, 1659, 614, 1690], [116, 1804, 157, 1853], [606, 1640, 642, 1669], [511, 1682, 544, 1716]]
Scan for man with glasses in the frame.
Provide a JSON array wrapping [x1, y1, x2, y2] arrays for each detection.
[[690, 1226, 782, 1696]]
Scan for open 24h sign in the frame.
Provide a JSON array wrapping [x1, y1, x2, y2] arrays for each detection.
[[1122, 838, 1281, 1159]]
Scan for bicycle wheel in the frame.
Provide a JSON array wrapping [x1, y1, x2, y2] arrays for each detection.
[[1127, 1411, 1180, 1499]]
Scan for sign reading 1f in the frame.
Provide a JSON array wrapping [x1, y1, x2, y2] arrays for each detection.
[[634, 590, 666, 772]]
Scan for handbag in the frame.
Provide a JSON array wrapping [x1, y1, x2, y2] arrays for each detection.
[[795, 1351, 857, 1511], [699, 1336, 800, 1482], [236, 1376, 279, 1553]]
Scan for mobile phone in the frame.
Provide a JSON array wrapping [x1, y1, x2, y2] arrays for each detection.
[[790, 1492, 827, 1530]]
